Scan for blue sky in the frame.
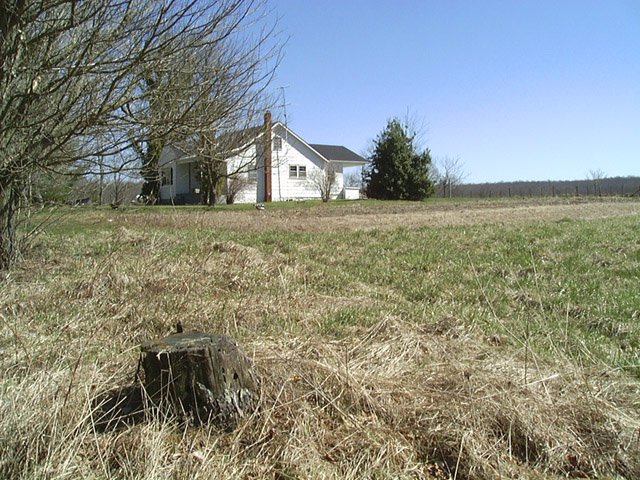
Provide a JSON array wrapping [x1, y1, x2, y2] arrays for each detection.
[[270, 0, 639, 183]]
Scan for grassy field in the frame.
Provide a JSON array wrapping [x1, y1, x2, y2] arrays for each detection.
[[1, 197, 639, 479]]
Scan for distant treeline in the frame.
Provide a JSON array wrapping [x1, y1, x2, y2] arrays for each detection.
[[452, 176, 640, 198]]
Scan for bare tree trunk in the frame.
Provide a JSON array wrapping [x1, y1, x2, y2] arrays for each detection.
[[0, 180, 20, 270], [201, 178, 217, 206], [207, 187, 216, 206], [139, 138, 162, 201], [98, 164, 104, 206], [201, 164, 219, 206], [112, 173, 122, 206]]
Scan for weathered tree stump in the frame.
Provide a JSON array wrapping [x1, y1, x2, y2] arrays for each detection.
[[140, 332, 258, 429]]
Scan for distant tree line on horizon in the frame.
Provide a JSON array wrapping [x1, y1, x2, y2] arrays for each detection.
[[451, 176, 640, 198], [32, 172, 640, 206]]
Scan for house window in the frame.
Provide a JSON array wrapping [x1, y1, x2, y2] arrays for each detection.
[[273, 136, 282, 151], [161, 167, 173, 186], [289, 165, 306, 179]]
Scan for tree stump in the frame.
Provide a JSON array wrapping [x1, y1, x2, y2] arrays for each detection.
[[140, 332, 258, 429]]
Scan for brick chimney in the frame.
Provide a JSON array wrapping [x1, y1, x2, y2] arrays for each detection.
[[263, 111, 272, 202]]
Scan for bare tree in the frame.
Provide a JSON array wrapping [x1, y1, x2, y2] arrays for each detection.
[[344, 171, 362, 188], [309, 165, 337, 202], [0, 0, 280, 269], [194, 114, 268, 206], [226, 175, 249, 204], [588, 169, 606, 197], [436, 156, 466, 198]]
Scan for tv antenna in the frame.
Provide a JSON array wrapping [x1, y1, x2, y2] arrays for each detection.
[[279, 85, 289, 128]]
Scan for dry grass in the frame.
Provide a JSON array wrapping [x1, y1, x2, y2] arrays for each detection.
[[1, 197, 639, 479], [248, 318, 640, 479], [2, 316, 638, 479], [109, 196, 640, 233]]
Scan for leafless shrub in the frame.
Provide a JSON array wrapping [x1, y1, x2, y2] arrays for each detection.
[[225, 175, 249, 205], [309, 165, 337, 202]]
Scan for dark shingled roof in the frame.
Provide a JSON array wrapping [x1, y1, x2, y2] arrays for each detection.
[[309, 144, 366, 164]]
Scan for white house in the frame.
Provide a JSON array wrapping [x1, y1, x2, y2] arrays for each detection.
[[158, 113, 366, 204]]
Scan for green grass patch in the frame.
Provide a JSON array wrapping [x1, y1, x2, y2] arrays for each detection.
[[14, 199, 640, 375]]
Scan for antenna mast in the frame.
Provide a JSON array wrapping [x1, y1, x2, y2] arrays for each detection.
[[279, 85, 289, 129]]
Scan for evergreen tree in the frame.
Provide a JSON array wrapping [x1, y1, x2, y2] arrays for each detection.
[[364, 118, 434, 200]]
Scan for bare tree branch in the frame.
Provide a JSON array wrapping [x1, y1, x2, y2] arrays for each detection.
[[0, 0, 281, 267], [435, 156, 466, 198], [587, 169, 606, 197]]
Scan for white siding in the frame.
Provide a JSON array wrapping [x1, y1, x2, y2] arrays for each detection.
[[158, 146, 200, 202], [174, 163, 193, 195], [344, 187, 361, 200], [226, 144, 259, 204], [223, 126, 333, 203], [331, 164, 345, 198], [270, 125, 326, 201], [158, 146, 179, 201]]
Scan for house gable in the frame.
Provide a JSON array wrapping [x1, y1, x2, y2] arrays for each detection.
[[159, 145, 190, 167], [269, 123, 329, 201]]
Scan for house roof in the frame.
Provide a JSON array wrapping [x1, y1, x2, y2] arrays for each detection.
[[163, 121, 367, 166], [309, 144, 366, 164]]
